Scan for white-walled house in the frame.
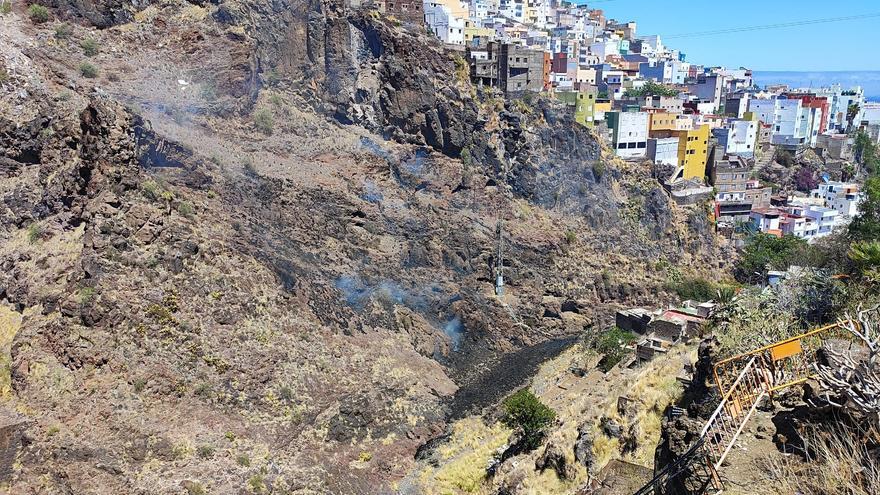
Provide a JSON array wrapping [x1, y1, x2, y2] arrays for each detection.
[[607, 111, 649, 159], [713, 119, 757, 157], [811, 181, 863, 218], [749, 97, 808, 149], [647, 137, 679, 166], [424, 0, 467, 45], [863, 103, 880, 126]]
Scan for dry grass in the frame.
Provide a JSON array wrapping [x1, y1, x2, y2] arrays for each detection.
[[591, 347, 689, 467], [0, 305, 22, 401], [409, 342, 692, 494], [416, 417, 511, 494], [760, 425, 880, 495]]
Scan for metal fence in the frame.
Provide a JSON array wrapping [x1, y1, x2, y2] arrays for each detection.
[[632, 322, 856, 495], [712, 323, 853, 396]]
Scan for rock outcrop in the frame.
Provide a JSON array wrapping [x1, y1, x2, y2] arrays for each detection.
[[0, 1, 730, 492]]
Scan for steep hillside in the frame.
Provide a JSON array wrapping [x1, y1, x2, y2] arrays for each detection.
[[0, 1, 731, 492]]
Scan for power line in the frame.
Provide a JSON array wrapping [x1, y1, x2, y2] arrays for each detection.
[[665, 12, 880, 39]]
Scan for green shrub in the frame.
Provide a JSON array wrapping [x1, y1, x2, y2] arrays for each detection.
[[78, 62, 98, 78], [177, 201, 194, 218], [26, 223, 42, 243], [263, 69, 280, 86], [460, 146, 472, 167], [712, 289, 801, 358], [236, 454, 251, 467], [0, 67, 8, 83], [452, 55, 470, 85], [253, 108, 274, 135], [78, 287, 96, 305], [28, 4, 49, 23], [196, 445, 215, 459], [184, 482, 206, 495], [133, 378, 146, 393], [585, 326, 636, 372], [278, 385, 294, 402], [849, 176, 880, 241], [141, 179, 160, 200], [501, 389, 556, 451], [592, 161, 606, 180], [564, 230, 577, 244], [54, 23, 73, 39], [624, 81, 679, 98], [665, 276, 719, 302], [242, 159, 257, 176], [146, 304, 176, 326], [193, 382, 212, 397], [0, 1, 12, 14], [735, 233, 809, 284], [80, 37, 99, 56], [248, 473, 266, 493]]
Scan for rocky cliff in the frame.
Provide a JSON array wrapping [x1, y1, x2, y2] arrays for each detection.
[[1, 1, 731, 492]]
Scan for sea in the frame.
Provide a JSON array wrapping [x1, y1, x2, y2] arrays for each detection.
[[752, 71, 880, 102]]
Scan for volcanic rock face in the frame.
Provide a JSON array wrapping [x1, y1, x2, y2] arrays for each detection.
[[0, 1, 730, 492]]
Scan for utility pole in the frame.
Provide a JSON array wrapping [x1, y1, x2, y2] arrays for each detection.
[[494, 218, 504, 296]]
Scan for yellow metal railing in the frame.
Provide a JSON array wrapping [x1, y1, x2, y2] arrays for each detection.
[[713, 322, 855, 397], [633, 319, 859, 495]]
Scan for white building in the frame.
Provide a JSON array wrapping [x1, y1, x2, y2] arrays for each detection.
[[835, 89, 864, 130], [811, 181, 863, 218], [780, 215, 819, 239], [686, 74, 725, 112], [829, 191, 864, 218], [647, 137, 679, 166], [498, 0, 524, 23], [638, 60, 686, 85], [713, 119, 757, 157], [424, 0, 467, 45], [636, 34, 663, 54], [749, 97, 809, 148], [589, 38, 620, 62], [750, 209, 782, 232], [803, 206, 840, 237], [805, 105, 823, 148], [862, 103, 880, 126], [608, 111, 650, 159]]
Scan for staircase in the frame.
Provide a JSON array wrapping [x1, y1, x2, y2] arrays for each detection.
[[751, 146, 776, 176], [632, 323, 853, 495]]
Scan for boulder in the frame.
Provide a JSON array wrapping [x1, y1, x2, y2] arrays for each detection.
[[535, 442, 576, 480], [573, 423, 594, 471]]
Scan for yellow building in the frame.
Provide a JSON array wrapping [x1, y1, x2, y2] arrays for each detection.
[[594, 101, 612, 120], [463, 20, 494, 43], [676, 124, 710, 180], [650, 113, 695, 134], [650, 112, 676, 132], [651, 124, 710, 179]]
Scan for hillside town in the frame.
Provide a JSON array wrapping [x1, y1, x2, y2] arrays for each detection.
[[376, 0, 880, 241]]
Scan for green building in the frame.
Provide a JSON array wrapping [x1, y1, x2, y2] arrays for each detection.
[[555, 87, 598, 127]]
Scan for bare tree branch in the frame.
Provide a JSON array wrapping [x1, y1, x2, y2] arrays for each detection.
[[815, 307, 880, 429]]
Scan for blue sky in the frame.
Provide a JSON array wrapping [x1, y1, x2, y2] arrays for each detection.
[[586, 0, 880, 71]]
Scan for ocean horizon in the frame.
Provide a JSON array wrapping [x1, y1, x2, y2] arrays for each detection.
[[752, 70, 880, 102]]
